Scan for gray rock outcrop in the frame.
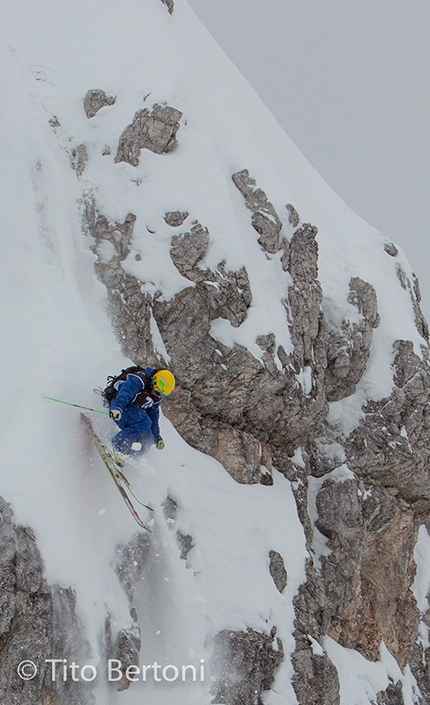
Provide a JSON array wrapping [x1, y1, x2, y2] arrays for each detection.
[[0, 498, 90, 705], [70, 143, 88, 178], [268, 550, 288, 593], [286, 203, 300, 228], [83, 172, 430, 703], [210, 628, 284, 705], [83, 90, 116, 119], [115, 104, 183, 165], [292, 637, 340, 705], [232, 169, 283, 254], [316, 477, 419, 666], [396, 264, 429, 342], [0, 494, 150, 702], [159, 0, 174, 13], [164, 210, 189, 227], [346, 340, 430, 503], [66, 73, 430, 704], [325, 277, 380, 401]]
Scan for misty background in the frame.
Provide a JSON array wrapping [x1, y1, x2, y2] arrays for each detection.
[[187, 0, 430, 321]]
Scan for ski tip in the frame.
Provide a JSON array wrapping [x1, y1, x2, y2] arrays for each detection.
[[138, 520, 152, 532]]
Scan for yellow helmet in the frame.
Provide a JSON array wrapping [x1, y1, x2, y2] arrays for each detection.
[[152, 369, 176, 396]]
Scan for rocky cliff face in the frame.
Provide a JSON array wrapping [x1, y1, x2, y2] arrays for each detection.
[[3, 0, 430, 703], [79, 93, 430, 703], [0, 497, 150, 705]]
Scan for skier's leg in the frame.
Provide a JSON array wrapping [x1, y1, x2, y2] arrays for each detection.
[[112, 426, 141, 455], [132, 433, 154, 455], [112, 417, 154, 455]]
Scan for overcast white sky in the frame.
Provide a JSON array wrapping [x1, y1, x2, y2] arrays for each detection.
[[187, 0, 430, 321]]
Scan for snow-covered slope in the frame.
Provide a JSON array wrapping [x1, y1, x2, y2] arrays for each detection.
[[1, 1, 430, 704]]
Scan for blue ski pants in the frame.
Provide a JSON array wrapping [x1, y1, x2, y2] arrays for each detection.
[[112, 418, 155, 455]]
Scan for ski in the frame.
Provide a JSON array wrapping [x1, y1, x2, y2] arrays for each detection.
[[81, 413, 152, 532], [115, 466, 154, 512], [80, 413, 153, 510]]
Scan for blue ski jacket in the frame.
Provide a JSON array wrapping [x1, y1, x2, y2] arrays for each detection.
[[110, 367, 162, 442]]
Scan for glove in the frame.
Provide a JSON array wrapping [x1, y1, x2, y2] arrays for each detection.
[[156, 439, 165, 450], [110, 409, 122, 421]]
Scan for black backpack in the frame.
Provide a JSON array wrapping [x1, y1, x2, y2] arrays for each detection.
[[100, 366, 149, 408]]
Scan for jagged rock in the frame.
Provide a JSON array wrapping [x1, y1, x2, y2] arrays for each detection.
[[376, 681, 405, 704], [83, 89, 116, 118], [51, 587, 94, 705], [82, 201, 160, 365], [164, 210, 189, 227], [170, 222, 210, 280], [82, 171, 430, 700], [325, 277, 379, 401], [111, 535, 150, 691], [115, 533, 151, 602], [159, 0, 174, 13], [170, 222, 252, 326], [346, 340, 430, 503], [286, 223, 324, 369], [413, 273, 429, 341], [410, 637, 430, 703], [162, 387, 272, 483], [84, 195, 328, 461], [256, 332, 276, 354], [291, 545, 342, 702], [384, 241, 398, 257], [70, 143, 88, 178], [256, 332, 286, 377], [288, 224, 319, 283], [396, 265, 429, 341], [147, 497, 194, 559], [0, 498, 53, 705], [348, 276, 380, 328], [177, 531, 193, 560], [268, 550, 287, 593], [0, 500, 17, 635], [210, 628, 284, 705], [202, 262, 252, 328], [157, 298, 321, 445], [286, 203, 300, 227], [115, 104, 183, 165], [232, 169, 283, 253], [213, 424, 271, 483], [109, 274, 157, 365], [316, 477, 420, 666], [291, 637, 340, 705], [308, 432, 347, 478], [292, 557, 330, 639], [145, 280, 324, 453], [0, 498, 90, 705], [110, 625, 141, 692], [278, 454, 316, 552], [84, 199, 136, 261], [88, 210, 157, 362]]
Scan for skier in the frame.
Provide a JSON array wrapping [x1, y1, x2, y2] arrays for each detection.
[[108, 367, 175, 456]]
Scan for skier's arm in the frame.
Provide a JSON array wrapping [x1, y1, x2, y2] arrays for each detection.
[[110, 374, 144, 415]]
